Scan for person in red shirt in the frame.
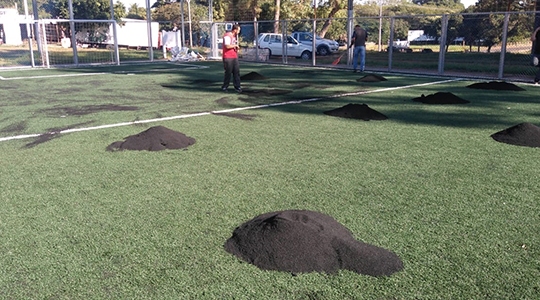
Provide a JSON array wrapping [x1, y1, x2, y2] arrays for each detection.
[[222, 24, 242, 93]]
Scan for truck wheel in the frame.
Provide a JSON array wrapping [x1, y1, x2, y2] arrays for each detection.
[[317, 46, 330, 56], [300, 51, 312, 60]]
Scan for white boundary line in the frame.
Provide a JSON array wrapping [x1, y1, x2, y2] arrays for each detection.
[[0, 63, 207, 81], [0, 78, 461, 143], [0, 73, 108, 81]]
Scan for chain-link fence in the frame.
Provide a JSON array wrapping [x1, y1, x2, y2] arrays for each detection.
[[232, 11, 538, 82], [1, 11, 538, 82]]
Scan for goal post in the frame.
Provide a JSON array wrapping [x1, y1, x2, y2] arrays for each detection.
[[37, 19, 120, 67]]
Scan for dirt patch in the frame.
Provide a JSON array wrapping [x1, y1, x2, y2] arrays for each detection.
[[106, 126, 195, 151], [356, 74, 388, 82], [291, 70, 322, 76], [467, 81, 525, 91], [191, 79, 216, 84], [412, 92, 470, 104], [241, 72, 267, 81], [241, 89, 293, 97], [25, 132, 62, 148], [324, 103, 388, 121], [24, 121, 95, 148], [161, 84, 183, 89], [225, 210, 403, 276], [40, 104, 138, 117], [291, 81, 332, 90], [215, 97, 229, 105], [1, 121, 27, 134], [291, 82, 312, 89], [212, 112, 257, 120], [491, 122, 540, 147]]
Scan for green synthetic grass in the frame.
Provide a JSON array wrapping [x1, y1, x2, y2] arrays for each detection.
[[1, 62, 539, 299]]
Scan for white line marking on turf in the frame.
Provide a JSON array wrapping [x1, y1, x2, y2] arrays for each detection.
[[0, 73, 108, 80], [0, 64, 207, 81], [0, 78, 460, 143]]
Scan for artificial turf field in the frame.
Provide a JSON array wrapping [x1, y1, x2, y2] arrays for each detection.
[[1, 61, 539, 299]]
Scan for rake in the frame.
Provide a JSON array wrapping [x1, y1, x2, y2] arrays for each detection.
[[332, 53, 345, 65]]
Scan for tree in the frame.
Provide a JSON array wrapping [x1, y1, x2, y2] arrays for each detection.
[[126, 3, 147, 19], [0, 0, 21, 10], [413, 0, 463, 8], [474, 0, 535, 12], [273, 0, 280, 33], [0, 0, 49, 18], [152, 0, 210, 43], [472, 0, 535, 51], [317, 0, 347, 37], [43, 0, 113, 19]]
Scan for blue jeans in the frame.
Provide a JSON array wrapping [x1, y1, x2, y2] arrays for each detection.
[[353, 46, 366, 71]]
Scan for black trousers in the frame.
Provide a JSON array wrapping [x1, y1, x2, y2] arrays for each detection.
[[222, 58, 241, 89]]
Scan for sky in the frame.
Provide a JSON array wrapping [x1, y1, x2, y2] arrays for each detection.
[[117, 0, 479, 9]]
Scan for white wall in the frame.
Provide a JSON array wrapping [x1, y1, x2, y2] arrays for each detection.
[[0, 8, 23, 45]]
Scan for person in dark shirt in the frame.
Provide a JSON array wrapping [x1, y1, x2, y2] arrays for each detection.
[[531, 26, 540, 84], [349, 25, 368, 73]]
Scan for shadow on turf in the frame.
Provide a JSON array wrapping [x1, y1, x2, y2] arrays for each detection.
[[57, 66, 539, 130]]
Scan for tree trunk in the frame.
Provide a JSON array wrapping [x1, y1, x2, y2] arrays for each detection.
[[318, 2, 342, 37], [273, 0, 281, 33]]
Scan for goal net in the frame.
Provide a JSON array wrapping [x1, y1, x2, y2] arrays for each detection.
[[36, 19, 119, 67]]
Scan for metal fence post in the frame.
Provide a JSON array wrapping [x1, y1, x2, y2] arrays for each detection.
[[254, 20, 260, 62], [110, 0, 120, 65], [281, 20, 288, 64], [388, 17, 394, 72], [312, 19, 316, 66], [211, 22, 218, 59], [113, 20, 120, 65], [68, 0, 79, 66], [347, 14, 353, 66], [438, 14, 448, 75], [498, 12, 510, 79]]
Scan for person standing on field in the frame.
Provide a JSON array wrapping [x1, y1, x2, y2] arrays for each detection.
[[531, 26, 540, 84], [349, 25, 368, 73], [222, 24, 242, 93]]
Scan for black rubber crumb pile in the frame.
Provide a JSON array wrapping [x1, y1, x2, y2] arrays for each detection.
[[106, 125, 195, 151], [491, 122, 540, 147], [224, 210, 404, 276], [412, 92, 470, 104], [466, 81, 525, 91], [356, 74, 388, 82], [240, 72, 267, 81], [324, 103, 388, 121]]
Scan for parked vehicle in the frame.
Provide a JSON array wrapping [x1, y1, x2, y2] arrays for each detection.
[[257, 33, 312, 60], [291, 32, 339, 56], [386, 40, 412, 53]]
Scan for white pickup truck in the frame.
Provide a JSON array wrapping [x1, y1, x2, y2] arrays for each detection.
[[290, 32, 339, 56]]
